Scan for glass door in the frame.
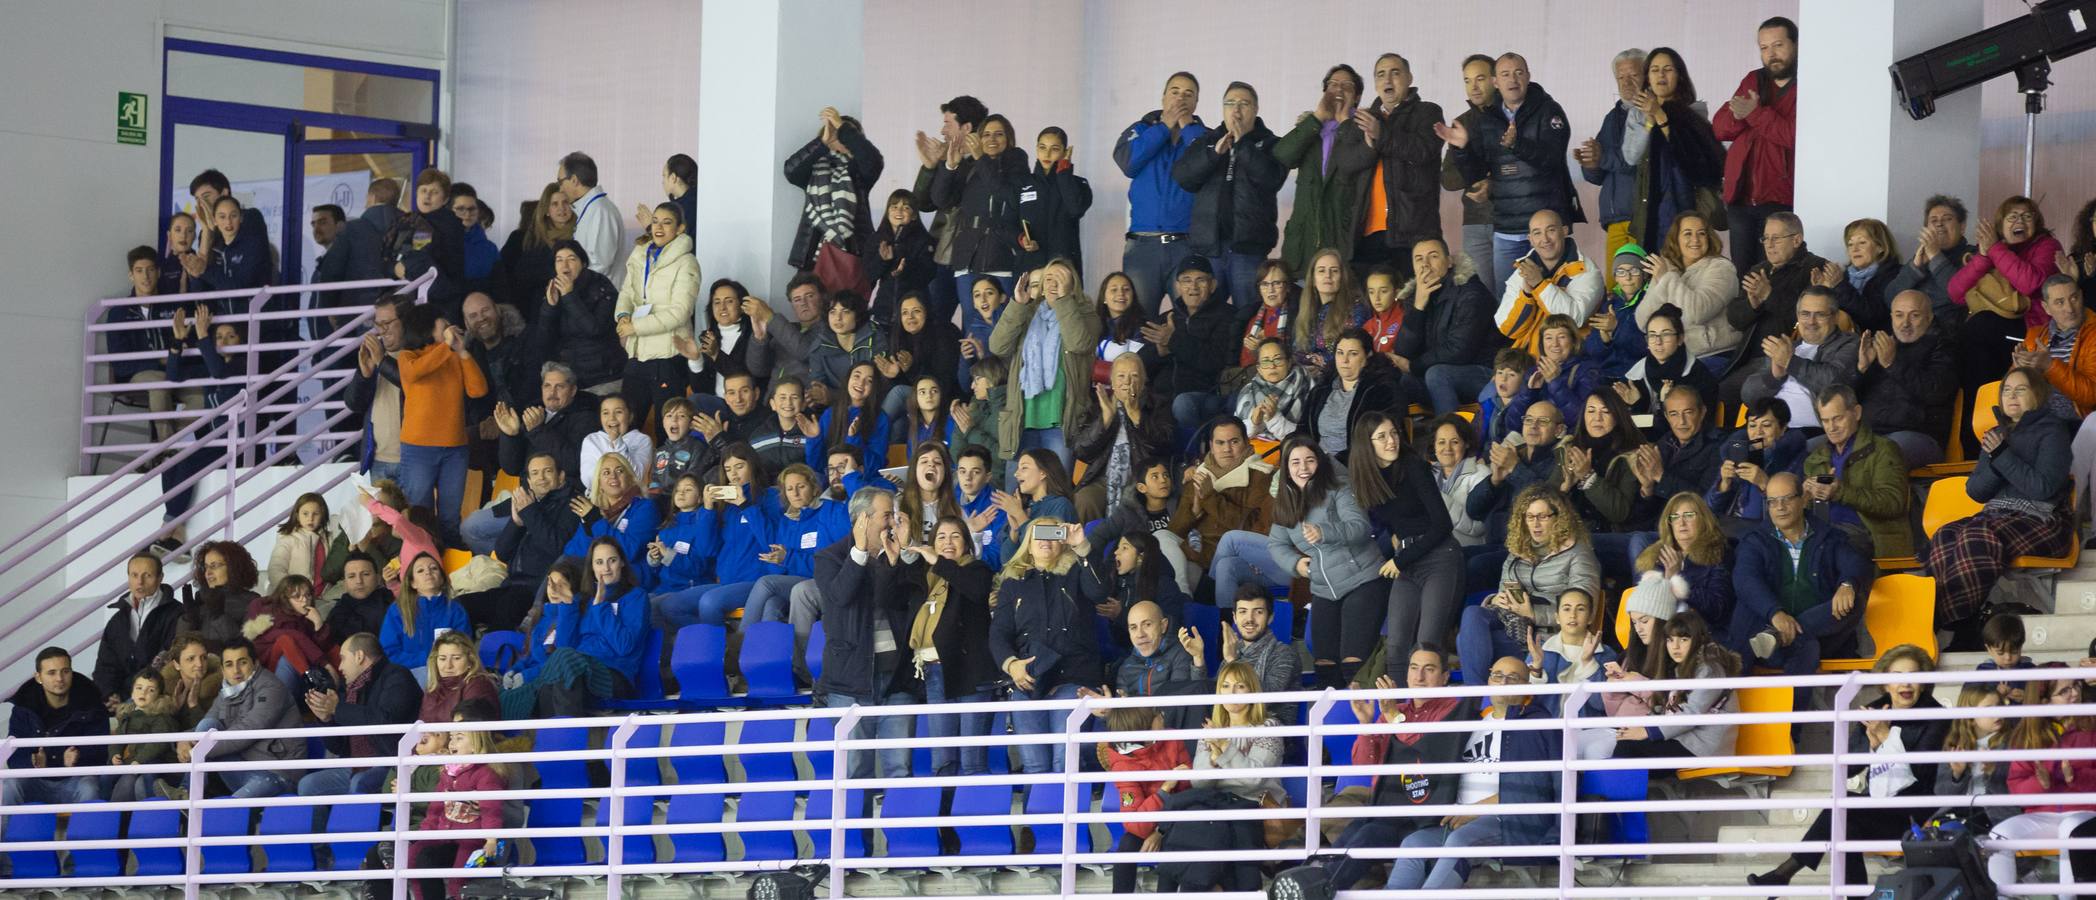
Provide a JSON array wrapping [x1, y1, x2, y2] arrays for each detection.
[[288, 137, 427, 286]]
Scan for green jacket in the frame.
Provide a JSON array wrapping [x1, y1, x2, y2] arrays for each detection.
[[989, 291, 1101, 459], [1803, 426, 1913, 559], [1273, 112, 1377, 274], [958, 386, 1005, 461]]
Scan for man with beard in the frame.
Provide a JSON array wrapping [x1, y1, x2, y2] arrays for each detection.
[[1711, 16, 1800, 272], [1854, 290, 1958, 467]]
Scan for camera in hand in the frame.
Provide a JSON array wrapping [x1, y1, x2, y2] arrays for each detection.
[[304, 667, 336, 694]]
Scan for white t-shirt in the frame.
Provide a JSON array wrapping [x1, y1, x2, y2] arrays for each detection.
[[1455, 722, 1504, 805]]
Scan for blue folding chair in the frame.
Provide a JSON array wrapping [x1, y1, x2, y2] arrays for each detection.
[[666, 793, 727, 863], [804, 789, 867, 860], [989, 711, 1013, 775], [734, 790, 800, 862], [736, 718, 798, 783], [950, 785, 1015, 856], [1580, 770, 1651, 845], [805, 621, 825, 685], [1184, 602, 1223, 673], [526, 798, 592, 866], [601, 627, 673, 710], [479, 630, 525, 673], [257, 805, 317, 872], [1098, 783, 1125, 849], [64, 801, 123, 879], [877, 787, 943, 859], [1270, 599, 1294, 644], [741, 621, 805, 702], [670, 624, 732, 704], [911, 714, 935, 776], [127, 803, 185, 876], [3, 812, 58, 879], [806, 717, 837, 781], [1318, 700, 1360, 768], [199, 806, 252, 874], [605, 723, 665, 864], [668, 721, 728, 785], [322, 803, 382, 871], [1024, 784, 1067, 856], [532, 725, 592, 790]]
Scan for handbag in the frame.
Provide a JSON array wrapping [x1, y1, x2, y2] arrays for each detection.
[[1963, 270, 2030, 319], [812, 242, 869, 296]]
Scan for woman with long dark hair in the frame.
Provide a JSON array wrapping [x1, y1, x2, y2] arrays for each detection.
[[498, 181, 573, 317], [820, 361, 892, 475], [994, 447, 1077, 560], [1266, 437, 1387, 688], [502, 537, 652, 718], [1349, 412, 1463, 680], [1561, 387, 1654, 584], [1094, 271, 1147, 365], [679, 278, 760, 400], [878, 291, 963, 420], [1625, 47, 1725, 250]]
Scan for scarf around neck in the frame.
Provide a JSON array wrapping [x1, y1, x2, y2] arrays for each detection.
[[804, 151, 858, 246], [1018, 301, 1062, 398]]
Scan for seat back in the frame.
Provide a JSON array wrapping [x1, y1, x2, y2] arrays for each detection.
[[1614, 587, 1633, 649], [1822, 574, 1939, 671], [127, 803, 186, 876], [630, 627, 667, 701], [740, 621, 799, 700], [623, 723, 665, 788], [666, 793, 727, 863], [1921, 476, 1983, 539], [532, 724, 593, 790], [1183, 602, 1223, 673], [525, 798, 592, 866], [1024, 784, 1068, 856], [64, 801, 124, 879], [603, 793, 660, 865], [805, 620, 825, 685], [668, 720, 728, 785], [479, 630, 525, 673], [1269, 598, 1294, 645], [1972, 381, 2001, 442], [736, 718, 799, 783], [323, 803, 383, 871], [3, 812, 58, 879], [804, 789, 867, 860], [199, 806, 252, 874], [1098, 783, 1124, 849], [1681, 685, 1796, 779], [734, 790, 800, 862], [671, 624, 730, 702], [806, 717, 837, 780], [877, 787, 944, 859], [950, 785, 1015, 856], [257, 805, 317, 872]]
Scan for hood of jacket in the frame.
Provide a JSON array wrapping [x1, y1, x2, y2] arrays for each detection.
[[1397, 253, 1481, 303], [118, 691, 178, 719], [10, 675, 104, 718]]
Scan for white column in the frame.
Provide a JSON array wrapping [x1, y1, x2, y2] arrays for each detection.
[[694, 0, 864, 306], [1793, 1, 1982, 252]]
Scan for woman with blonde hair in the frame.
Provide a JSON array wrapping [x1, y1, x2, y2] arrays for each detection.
[[1632, 492, 1735, 645], [500, 181, 574, 318], [1634, 212, 1739, 359], [1456, 485, 1598, 685], [989, 517, 1106, 773], [419, 630, 495, 724], [1292, 247, 1368, 379], [378, 552, 471, 684], [1831, 217, 1903, 333], [563, 452, 660, 569]]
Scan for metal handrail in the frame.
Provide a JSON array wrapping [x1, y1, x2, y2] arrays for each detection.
[[0, 670, 2087, 899]]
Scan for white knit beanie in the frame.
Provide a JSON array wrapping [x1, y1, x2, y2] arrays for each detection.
[[1625, 570, 1678, 623]]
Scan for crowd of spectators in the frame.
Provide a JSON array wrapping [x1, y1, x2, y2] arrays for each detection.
[[57, 14, 2096, 892]]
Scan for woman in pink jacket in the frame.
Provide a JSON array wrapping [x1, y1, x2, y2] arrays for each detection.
[[1950, 195, 2062, 418], [1986, 674, 2096, 889]]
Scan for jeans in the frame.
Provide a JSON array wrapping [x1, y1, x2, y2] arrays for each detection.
[[1457, 604, 1525, 686], [1423, 364, 1493, 416], [1011, 427, 1068, 486], [823, 691, 916, 781], [1460, 224, 1495, 295], [221, 769, 292, 799], [654, 580, 756, 629], [460, 504, 508, 556], [1328, 818, 1413, 890], [367, 459, 403, 485], [1172, 391, 1230, 432], [954, 272, 1015, 337], [1123, 235, 1194, 317], [1010, 682, 1083, 774], [1490, 233, 1533, 304], [879, 383, 913, 422], [922, 662, 992, 777], [1, 774, 98, 807], [1386, 817, 1506, 890], [298, 766, 389, 797], [1210, 530, 1289, 609], [742, 575, 815, 638], [1205, 251, 1268, 316], [398, 442, 468, 546]]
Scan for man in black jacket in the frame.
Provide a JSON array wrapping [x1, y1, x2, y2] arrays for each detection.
[[1856, 290, 1958, 468], [467, 452, 582, 631], [1325, 644, 1477, 890], [1171, 81, 1284, 312], [297, 633, 418, 797], [495, 361, 599, 479], [1141, 257, 1239, 429], [1721, 212, 1825, 406], [1393, 237, 1500, 414], [4, 648, 107, 806], [1439, 53, 1581, 296], [1356, 54, 1446, 279], [94, 553, 185, 709], [1465, 399, 1564, 590], [815, 487, 916, 780], [322, 552, 392, 638]]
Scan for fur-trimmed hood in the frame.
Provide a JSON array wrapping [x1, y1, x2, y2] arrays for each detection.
[[1396, 253, 1481, 302], [117, 691, 177, 719]]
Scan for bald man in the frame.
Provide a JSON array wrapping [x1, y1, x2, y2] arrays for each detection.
[[1492, 209, 1602, 357], [1730, 472, 1872, 677], [1854, 290, 1957, 467], [1113, 599, 1205, 700]]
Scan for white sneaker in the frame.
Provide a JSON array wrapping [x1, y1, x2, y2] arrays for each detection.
[[1749, 630, 1778, 661]]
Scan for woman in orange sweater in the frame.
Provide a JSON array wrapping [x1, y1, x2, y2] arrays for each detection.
[[395, 304, 488, 548]]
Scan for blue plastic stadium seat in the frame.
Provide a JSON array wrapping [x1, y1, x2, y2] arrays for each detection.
[[3, 812, 58, 879], [127, 803, 185, 876], [741, 621, 803, 701], [532, 725, 592, 790], [878, 787, 943, 859], [526, 798, 592, 866], [805, 621, 825, 685], [479, 630, 525, 673], [666, 793, 727, 863], [258, 805, 317, 873], [671, 624, 731, 703], [199, 806, 252, 874], [1025, 784, 1068, 856], [737, 718, 799, 783], [806, 717, 838, 781], [323, 803, 382, 871], [1184, 602, 1224, 673], [735, 790, 800, 862], [64, 801, 123, 879], [668, 720, 728, 785], [950, 784, 1015, 856], [805, 789, 867, 859]]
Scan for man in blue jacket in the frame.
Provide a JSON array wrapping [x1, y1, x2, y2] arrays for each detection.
[[1731, 472, 1872, 676], [1575, 49, 1648, 288], [1114, 72, 1208, 316]]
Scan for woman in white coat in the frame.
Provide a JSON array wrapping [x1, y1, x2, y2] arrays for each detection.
[[615, 202, 701, 427], [1634, 212, 1740, 366]]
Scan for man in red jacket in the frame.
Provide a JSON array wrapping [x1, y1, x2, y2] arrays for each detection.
[[1712, 16, 1799, 273]]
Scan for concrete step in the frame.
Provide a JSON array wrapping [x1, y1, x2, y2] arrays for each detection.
[[2022, 611, 2096, 654]]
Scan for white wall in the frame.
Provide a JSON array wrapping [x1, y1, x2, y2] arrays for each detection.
[[0, 0, 448, 673], [450, 0, 703, 264]]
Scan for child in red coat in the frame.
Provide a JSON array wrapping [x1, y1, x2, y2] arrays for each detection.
[[1096, 707, 1190, 895]]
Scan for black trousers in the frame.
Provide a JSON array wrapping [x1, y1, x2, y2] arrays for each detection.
[[1312, 578, 1391, 664], [619, 356, 690, 438], [1794, 802, 1922, 885]]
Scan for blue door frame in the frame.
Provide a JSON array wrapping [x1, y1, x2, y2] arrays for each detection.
[[158, 38, 442, 286]]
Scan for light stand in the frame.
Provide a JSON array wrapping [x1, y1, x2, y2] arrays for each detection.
[[2015, 59, 2051, 196]]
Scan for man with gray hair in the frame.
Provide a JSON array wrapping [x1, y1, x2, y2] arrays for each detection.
[[1720, 210, 1826, 407], [814, 486, 915, 779], [496, 360, 601, 479], [1855, 289, 1957, 467], [1574, 47, 1647, 286]]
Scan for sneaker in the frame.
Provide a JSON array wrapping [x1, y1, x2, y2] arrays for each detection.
[[155, 781, 187, 802], [149, 536, 182, 558], [1749, 629, 1778, 661]]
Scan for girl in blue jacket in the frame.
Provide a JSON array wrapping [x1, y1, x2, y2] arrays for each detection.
[[502, 541, 652, 718], [645, 474, 718, 595], [655, 444, 777, 627], [820, 362, 893, 474], [378, 552, 472, 685], [744, 464, 852, 629]]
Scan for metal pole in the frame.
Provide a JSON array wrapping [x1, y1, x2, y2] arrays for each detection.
[[2024, 106, 2039, 197]]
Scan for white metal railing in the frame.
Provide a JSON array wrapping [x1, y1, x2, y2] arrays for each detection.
[[1, 669, 2091, 898]]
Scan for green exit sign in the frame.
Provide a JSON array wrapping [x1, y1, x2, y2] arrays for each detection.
[[117, 91, 148, 145]]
